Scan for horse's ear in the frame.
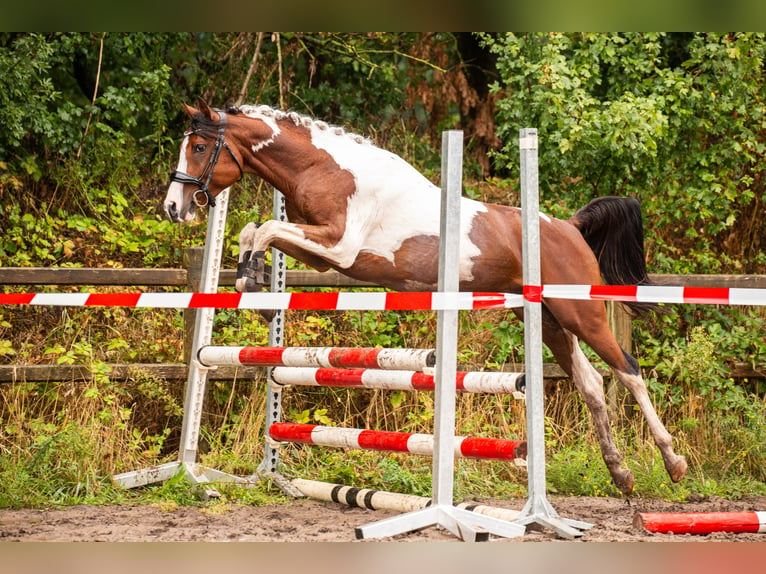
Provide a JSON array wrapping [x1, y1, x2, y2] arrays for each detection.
[[196, 97, 220, 121], [182, 103, 198, 118]]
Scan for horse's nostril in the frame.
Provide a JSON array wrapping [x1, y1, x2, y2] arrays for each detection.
[[165, 202, 179, 221]]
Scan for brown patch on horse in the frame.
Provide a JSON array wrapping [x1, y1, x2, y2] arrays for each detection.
[[253, 121, 359, 248], [465, 205, 523, 291], [333, 235, 441, 291]]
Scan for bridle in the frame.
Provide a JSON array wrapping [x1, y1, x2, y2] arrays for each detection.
[[169, 108, 244, 208]]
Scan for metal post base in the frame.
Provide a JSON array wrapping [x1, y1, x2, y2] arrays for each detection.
[[514, 494, 594, 539], [252, 468, 306, 498], [355, 504, 526, 541], [113, 461, 253, 498]]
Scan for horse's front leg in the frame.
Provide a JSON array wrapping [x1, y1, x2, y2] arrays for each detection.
[[237, 222, 272, 293], [236, 219, 353, 293]]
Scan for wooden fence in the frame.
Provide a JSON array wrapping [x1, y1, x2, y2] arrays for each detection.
[[1, 247, 764, 384]]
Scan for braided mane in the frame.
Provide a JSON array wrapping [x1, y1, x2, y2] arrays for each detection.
[[229, 105, 372, 145]]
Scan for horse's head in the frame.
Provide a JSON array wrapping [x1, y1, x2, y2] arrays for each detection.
[[164, 99, 244, 223]]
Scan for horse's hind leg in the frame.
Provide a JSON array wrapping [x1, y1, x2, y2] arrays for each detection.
[[612, 364, 688, 484], [528, 307, 636, 495], [544, 299, 688, 487]]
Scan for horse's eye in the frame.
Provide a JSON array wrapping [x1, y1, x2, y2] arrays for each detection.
[[193, 143, 207, 153]]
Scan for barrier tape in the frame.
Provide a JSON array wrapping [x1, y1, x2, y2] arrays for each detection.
[[0, 291, 521, 310], [1, 285, 765, 309], [541, 284, 766, 306]]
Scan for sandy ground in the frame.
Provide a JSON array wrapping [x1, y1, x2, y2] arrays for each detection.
[[1, 494, 764, 542]]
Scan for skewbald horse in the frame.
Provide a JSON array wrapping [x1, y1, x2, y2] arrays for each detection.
[[163, 99, 687, 495]]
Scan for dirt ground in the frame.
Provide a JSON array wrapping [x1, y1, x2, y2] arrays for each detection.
[[1, 494, 764, 542]]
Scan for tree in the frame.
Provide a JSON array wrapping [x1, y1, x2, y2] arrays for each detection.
[[480, 32, 766, 273]]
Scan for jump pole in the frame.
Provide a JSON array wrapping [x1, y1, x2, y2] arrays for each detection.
[[291, 478, 522, 523], [198, 345, 436, 371], [635, 511, 766, 535], [513, 128, 593, 538], [114, 187, 248, 492], [269, 366, 525, 397], [354, 131, 525, 541], [268, 422, 528, 461]]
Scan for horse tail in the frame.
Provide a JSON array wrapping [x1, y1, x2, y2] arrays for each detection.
[[569, 196, 657, 316]]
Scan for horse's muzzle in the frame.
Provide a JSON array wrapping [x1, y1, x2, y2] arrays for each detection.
[[164, 197, 195, 223]]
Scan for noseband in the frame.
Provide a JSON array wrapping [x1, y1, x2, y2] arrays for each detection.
[[169, 109, 244, 208]]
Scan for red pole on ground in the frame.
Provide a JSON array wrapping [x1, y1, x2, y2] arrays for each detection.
[[634, 511, 766, 535]]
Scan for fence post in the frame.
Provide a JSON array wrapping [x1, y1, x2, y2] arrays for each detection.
[[183, 247, 204, 363], [606, 301, 632, 354], [606, 301, 633, 418], [515, 127, 592, 538]]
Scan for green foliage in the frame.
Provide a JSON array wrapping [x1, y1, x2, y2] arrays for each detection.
[[0, 34, 58, 154], [481, 32, 766, 272], [646, 325, 766, 482], [376, 456, 433, 496], [0, 370, 182, 507], [345, 309, 408, 348], [547, 443, 622, 498]]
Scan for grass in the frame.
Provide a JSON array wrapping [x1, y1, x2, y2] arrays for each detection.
[[3, 375, 762, 511]]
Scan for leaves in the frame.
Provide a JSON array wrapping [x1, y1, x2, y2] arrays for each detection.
[[482, 32, 766, 271]]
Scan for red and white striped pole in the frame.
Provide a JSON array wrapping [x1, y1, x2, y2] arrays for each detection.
[[197, 346, 436, 371], [635, 511, 766, 535], [270, 366, 525, 396], [268, 423, 527, 462]]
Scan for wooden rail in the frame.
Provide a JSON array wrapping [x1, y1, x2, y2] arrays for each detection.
[[0, 267, 375, 288], [1, 249, 764, 383], [2, 265, 765, 289]]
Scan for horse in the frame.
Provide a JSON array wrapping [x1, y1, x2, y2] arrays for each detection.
[[163, 98, 687, 496]]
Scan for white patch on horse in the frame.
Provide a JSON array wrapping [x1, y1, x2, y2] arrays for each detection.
[[164, 135, 194, 222], [568, 331, 607, 403], [240, 106, 283, 152], [307, 123, 485, 282]]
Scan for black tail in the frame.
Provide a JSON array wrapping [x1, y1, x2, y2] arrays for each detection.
[[570, 196, 657, 316]]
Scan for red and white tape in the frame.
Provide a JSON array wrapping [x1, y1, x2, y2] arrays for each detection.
[[1, 285, 765, 309], [542, 284, 766, 306], [0, 291, 521, 310]]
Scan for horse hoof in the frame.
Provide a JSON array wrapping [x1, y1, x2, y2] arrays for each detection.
[[667, 456, 688, 483], [259, 309, 277, 322], [236, 250, 271, 291], [613, 468, 634, 496], [236, 277, 262, 293]]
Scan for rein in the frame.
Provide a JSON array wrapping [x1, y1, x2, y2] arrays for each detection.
[[169, 109, 244, 208]]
